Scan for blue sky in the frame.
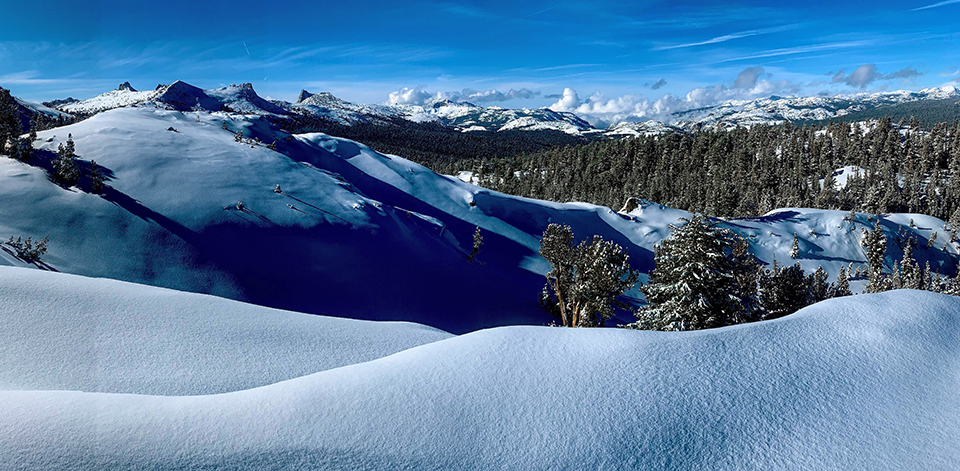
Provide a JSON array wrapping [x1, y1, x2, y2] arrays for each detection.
[[1, 0, 958, 122]]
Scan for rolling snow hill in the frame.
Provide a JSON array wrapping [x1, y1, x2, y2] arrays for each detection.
[[1, 279, 957, 470], [0, 266, 450, 395], [2, 105, 957, 331]]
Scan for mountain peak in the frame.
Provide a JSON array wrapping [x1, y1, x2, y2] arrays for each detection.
[[117, 82, 137, 92], [297, 89, 314, 103]]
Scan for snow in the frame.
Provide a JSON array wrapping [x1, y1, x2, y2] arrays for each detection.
[[1, 285, 957, 469], [0, 266, 450, 395], [2, 106, 954, 331]]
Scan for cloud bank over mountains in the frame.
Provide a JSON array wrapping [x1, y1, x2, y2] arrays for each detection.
[[387, 86, 542, 106], [386, 64, 929, 127]]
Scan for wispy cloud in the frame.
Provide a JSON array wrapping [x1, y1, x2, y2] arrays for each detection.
[[0, 70, 68, 85], [911, 0, 960, 11], [716, 41, 872, 63], [654, 24, 801, 51]]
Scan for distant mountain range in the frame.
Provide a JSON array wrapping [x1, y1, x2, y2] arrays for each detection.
[[28, 81, 960, 137]]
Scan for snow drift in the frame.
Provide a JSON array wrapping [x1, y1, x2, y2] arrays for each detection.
[[0, 266, 450, 395], [1, 282, 957, 470]]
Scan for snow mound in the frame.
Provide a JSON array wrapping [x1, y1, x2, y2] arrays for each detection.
[[0, 266, 450, 395], [2, 290, 958, 469]]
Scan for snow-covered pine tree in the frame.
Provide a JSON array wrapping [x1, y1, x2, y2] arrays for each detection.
[[790, 233, 800, 259], [862, 223, 888, 293], [757, 260, 810, 320], [52, 134, 80, 184], [0, 88, 21, 153], [632, 214, 750, 331], [899, 243, 921, 290], [835, 265, 852, 297], [807, 266, 832, 304]]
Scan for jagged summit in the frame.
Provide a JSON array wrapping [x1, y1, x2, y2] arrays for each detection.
[[296, 89, 314, 103], [117, 81, 137, 92]]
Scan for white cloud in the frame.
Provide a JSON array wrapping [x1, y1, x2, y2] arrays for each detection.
[[831, 64, 922, 88], [387, 87, 435, 105], [911, 0, 960, 11], [386, 86, 541, 105], [549, 67, 804, 127], [550, 67, 803, 127]]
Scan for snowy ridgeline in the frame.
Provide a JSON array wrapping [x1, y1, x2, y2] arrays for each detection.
[[0, 266, 958, 469], [1, 106, 958, 331]]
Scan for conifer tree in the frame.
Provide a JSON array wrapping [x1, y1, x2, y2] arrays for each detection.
[[835, 265, 852, 297], [757, 260, 810, 320], [632, 214, 750, 331], [539, 224, 639, 327], [862, 223, 888, 293], [898, 243, 921, 290], [467, 226, 483, 263], [89, 160, 105, 193], [52, 134, 80, 184], [807, 265, 832, 304], [790, 233, 800, 259]]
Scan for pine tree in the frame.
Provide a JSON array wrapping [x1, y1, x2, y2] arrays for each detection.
[[632, 214, 749, 331], [835, 265, 852, 297], [758, 260, 810, 320], [807, 265, 832, 304], [862, 223, 888, 293], [899, 243, 921, 290], [467, 226, 483, 263], [89, 160, 105, 193], [52, 134, 80, 184], [539, 224, 639, 327], [790, 233, 800, 259]]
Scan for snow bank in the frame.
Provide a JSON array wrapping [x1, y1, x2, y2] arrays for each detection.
[[0, 267, 450, 395], [1, 290, 957, 469]]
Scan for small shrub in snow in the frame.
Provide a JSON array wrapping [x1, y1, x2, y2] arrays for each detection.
[[5, 235, 49, 263]]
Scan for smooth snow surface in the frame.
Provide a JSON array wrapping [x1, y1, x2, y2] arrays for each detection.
[[1, 288, 958, 469], [0, 267, 450, 395]]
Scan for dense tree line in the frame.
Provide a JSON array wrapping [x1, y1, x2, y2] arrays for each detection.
[[431, 117, 960, 221], [278, 112, 589, 170]]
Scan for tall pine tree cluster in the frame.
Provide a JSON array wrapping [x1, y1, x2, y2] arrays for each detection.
[[433, 117, 960, 221]]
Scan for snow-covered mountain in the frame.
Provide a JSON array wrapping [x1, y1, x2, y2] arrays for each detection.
[[2, 269, 958, 469], [55, 81, 596, 135], [670, 86, 960, 130], [50, 82, 960, 138], [603, 120, 682, 137], [2, 105, 957, 332]]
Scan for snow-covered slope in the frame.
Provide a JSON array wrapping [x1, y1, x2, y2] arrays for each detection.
[[0, 267, 450, 395], [2, 288, 957, 469], [603, 120, 682, 137], [0, 106, 641, 332], [1, 107, 954, 330]]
